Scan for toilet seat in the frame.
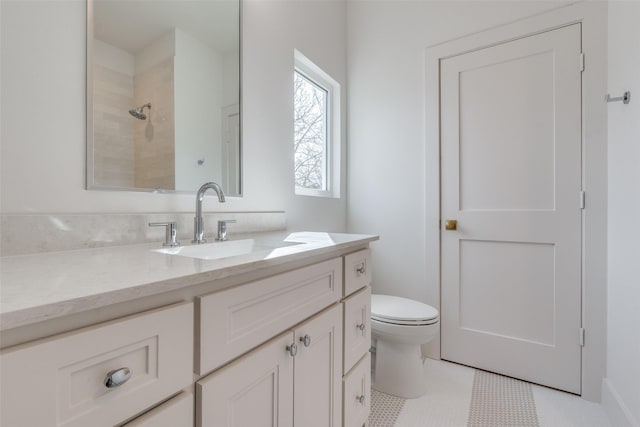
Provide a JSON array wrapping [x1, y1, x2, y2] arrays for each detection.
[[371, 294, 439, 326]]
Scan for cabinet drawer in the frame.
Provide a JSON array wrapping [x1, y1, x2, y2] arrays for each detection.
[[343, 353, 371, 427], [0, 303, 193, 427], [344, 249, 371, 296], [197, 257, 342, 374], [343, 286, 371, 374], [123, 392, 193, 427]]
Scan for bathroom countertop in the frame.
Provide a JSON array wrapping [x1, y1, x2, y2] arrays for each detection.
[[0, 231, 378, 331]]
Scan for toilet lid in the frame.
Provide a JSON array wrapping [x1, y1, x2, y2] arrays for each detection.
[[371, 294, 439, 325]]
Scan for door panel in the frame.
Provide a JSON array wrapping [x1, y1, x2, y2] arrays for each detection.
[[440, 24, 582, 393], [196, 332, 294, 427], [459, 240, 555, 345], [458, 49, 555, 211], [294, 305, 342, 427]]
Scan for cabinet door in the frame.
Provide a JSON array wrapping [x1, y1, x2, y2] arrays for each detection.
[[196, 332, 294, 427], [293, 304, 343, 427], [343, 286, 372, 374]]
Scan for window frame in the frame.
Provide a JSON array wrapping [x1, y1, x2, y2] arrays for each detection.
[[293, 50, 341, 198]]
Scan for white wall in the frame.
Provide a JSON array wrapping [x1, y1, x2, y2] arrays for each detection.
[[346, 0, 573, 303], [222, 50, 240, 108], [603, 2, 640, 426], [174, 28, 222, 190], [134, 30, 175, 75], [0, 0, 347, 233], [243, 0, 348, 232]]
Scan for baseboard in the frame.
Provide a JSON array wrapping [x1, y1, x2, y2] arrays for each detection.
[[602, 378, 640, 427]]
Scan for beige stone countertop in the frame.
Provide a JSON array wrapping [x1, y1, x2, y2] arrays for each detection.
[[0, 231, 378, 331]]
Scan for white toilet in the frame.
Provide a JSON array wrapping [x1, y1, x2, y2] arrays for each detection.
[[371, 294, 440, 398]]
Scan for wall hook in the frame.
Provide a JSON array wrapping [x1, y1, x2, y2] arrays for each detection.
[[605, 91, 631, 104]]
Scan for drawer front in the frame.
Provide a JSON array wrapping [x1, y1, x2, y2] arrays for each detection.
[[343, 286, 371, 374], [0, 303, 193, 427], [197, 258, 342, 375], [343, 353, 371, 427], [123, 392, 193, 427], [344, 249, 371, 296]]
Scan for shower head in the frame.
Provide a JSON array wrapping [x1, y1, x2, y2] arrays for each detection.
[[128, 103, 151, 120]]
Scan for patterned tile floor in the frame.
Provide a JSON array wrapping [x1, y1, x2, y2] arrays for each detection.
[[369, 359, 611, 427]]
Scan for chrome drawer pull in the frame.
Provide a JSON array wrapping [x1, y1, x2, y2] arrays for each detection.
[[300, 334, 311, 347], [356, 394, 365, 404], [104, 367, 132, 388]]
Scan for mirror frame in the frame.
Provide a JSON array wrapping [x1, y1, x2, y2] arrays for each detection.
[[85, 0, 243, 196]]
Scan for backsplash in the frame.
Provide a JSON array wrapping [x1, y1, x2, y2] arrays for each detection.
[[0, 212, 286, 256]]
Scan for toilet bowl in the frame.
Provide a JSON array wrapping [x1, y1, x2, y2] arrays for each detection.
[[371, 294, 439, 398]]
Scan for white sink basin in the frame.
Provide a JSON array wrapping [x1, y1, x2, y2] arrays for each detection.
[[152, 239, 302, 261]]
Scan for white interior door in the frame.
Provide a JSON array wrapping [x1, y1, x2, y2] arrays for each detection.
[[440, 24, 583, 394]]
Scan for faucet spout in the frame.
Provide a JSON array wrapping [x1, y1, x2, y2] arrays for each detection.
[[192, 182, 226, 244]]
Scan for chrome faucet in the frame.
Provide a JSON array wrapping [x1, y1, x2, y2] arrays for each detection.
[[216, 219, 237, 241], [192, 182, 226, 244], [149, 221, 180, 247]]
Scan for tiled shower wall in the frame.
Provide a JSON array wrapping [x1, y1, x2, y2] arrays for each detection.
[[93, 64, 135, 187], [134, 57, 175, 190]]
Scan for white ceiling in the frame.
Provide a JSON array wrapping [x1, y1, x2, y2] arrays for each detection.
[[93, 0, 239, 54]]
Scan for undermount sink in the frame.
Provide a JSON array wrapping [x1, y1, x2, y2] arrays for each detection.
[[152, 238, 302, 261]]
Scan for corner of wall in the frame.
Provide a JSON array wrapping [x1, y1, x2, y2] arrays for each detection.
[[602, 378, 640, 427]]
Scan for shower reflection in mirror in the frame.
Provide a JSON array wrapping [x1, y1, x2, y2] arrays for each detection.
[[88, 0, 241, 195]]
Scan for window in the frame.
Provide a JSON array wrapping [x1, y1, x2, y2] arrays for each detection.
[[294, 50, 340, 197]]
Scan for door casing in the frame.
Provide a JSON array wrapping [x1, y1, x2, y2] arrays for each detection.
[[424, 2, 607, 401]]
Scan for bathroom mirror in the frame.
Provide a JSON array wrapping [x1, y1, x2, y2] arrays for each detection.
[[87, 0, 241, 196]]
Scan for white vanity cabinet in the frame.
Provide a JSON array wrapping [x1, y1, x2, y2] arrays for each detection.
[[196, 258, 342, 375], [196, 304, 343, 427], [0, 302, 193, 427], [195, 250, 371, 427], [0, 240, 376, 427], [341, 248, 373, 427]]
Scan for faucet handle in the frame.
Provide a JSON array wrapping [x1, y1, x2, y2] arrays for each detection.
[[216, 219, 237, 241], [149, 222, 180, 247]]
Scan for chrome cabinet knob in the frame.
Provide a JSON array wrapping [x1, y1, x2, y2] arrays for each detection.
[[356, 395, 365, 404], [286, 343, 298, 357], [356, 323, 366, 332], [104, 367, 132, 388], [356, 264, 366, 275], [299, 334, 311, 347]]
